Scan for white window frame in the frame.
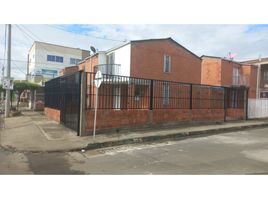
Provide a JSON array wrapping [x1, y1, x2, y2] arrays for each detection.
[[163, 54, 171, 73], [232, 67, 240, 85]]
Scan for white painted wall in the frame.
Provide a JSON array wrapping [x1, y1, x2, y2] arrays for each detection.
[[28, 42, 87, 78], [107, 44, 131, 76], [28, 43, 36, 75], [248, 98, 268, 118]]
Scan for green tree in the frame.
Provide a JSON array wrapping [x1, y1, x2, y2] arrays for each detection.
[[13, 81, 40, 110]]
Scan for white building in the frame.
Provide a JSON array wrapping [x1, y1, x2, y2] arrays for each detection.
[[27, 41, 90, 84]]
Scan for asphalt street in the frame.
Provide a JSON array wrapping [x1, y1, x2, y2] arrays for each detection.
[[1, 127, 268, 174]]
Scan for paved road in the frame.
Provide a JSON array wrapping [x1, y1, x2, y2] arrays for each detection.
[[1, 127, 268, 174]]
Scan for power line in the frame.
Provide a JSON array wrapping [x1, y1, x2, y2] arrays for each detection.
[[14, 24, 36, 42], [20, 24, 43, 41], [46, 24, 128, 43], [12, 61, 27, 75], [15, 24, 84, 69]]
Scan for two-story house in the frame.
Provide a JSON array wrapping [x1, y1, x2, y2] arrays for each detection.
[[28, 41, 90, 85], [73, 38, 202, 110], [241, 57, 268, 99], [201, 55, 257, 96], [77, 38, 202, 82], [201, 55, 257, 119]]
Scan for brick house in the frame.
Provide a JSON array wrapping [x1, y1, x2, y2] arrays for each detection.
[[201, 55, 257, 119], [77, 37, 202, 82], [44, 39, 249, 135], [78, 38, 202, 111], [201, 55, 257, 98]]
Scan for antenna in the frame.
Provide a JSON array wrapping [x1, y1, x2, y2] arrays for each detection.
[[90, 46, 96, 54], [228, 52, 237, 61]]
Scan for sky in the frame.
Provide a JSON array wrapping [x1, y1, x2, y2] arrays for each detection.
[[1, 24, 268, 80]]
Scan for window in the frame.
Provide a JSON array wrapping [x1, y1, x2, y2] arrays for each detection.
[[134, 85, 143, 101], [47, 55, 55, 62], [47, 55, 63, 63], [233, 67, 240, 85], [264, 70, 268, 85], [260, 92, 268, 98], [164, 54, 171, 73], [70, 58, 81, 65], [231, 90, 238, 108], [163, 82, 170, 105], [106, 53, 115, 74], [56, 56, 63, 63], [107, 53, 115, 64]]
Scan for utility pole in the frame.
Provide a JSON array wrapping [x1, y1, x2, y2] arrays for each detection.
[[5, 24, 11, 117]]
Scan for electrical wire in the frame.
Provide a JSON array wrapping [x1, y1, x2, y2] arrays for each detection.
[[12, 61, 27, 75], [46, 24, 127, 43]]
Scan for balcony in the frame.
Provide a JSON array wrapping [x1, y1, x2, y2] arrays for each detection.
[[94, 64, 121, 75], [232, 75, 249, 87]]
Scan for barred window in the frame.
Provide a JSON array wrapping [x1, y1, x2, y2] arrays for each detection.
[[163, 54, 171, 73]]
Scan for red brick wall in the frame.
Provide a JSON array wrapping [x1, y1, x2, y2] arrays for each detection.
[[44, 107, 60, 123], [202, 57, 253, 88], [86, 109, 150, 130], [130, 40, 202, 84], [201, 58, 222, 86], [226, 108, 245, 120], [241, 65, 257, 99], [60, 66, 79, 76], [221, 60, 241, 87], [78, 55, 99, 72], [85, 108, 226, 132]]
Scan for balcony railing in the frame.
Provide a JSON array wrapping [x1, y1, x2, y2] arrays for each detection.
[[232, 75, 249, 87], [94, 64, 121, 75]]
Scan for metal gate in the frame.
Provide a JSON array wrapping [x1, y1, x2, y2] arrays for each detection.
[[60, 72, 81, 135], [248, 98, 268, 119]]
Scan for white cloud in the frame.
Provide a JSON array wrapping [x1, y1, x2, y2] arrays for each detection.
[[1, 24, 268, 80]]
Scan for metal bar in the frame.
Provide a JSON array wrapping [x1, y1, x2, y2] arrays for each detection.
[[189, 84, 193, 109], [245, 88, 249, 120], [224, 87, 227, 122], [149, 79, 154, 110]]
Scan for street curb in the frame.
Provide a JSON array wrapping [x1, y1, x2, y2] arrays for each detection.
[[84, 123, 268, 151], [1, 122, 268, 153]]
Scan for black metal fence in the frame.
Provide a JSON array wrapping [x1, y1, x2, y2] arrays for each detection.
[[225, 87, 246, 109], [45, 72, 81, 134], [87, 72, 246, 110], [44, 76, 61, 109]]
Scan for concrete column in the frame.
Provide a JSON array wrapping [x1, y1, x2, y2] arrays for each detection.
[[79, 71, 87, 136]]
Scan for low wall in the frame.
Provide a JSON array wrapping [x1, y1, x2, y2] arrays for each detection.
[[43, 107, 245, 134], [86, 109, 150, 130], [44, 107, 61, 123], [226, 108, 245, 120], [85, 109, 226, 133]]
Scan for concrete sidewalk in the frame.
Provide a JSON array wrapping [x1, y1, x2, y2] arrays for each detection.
[[1, 111, 268, 152]]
